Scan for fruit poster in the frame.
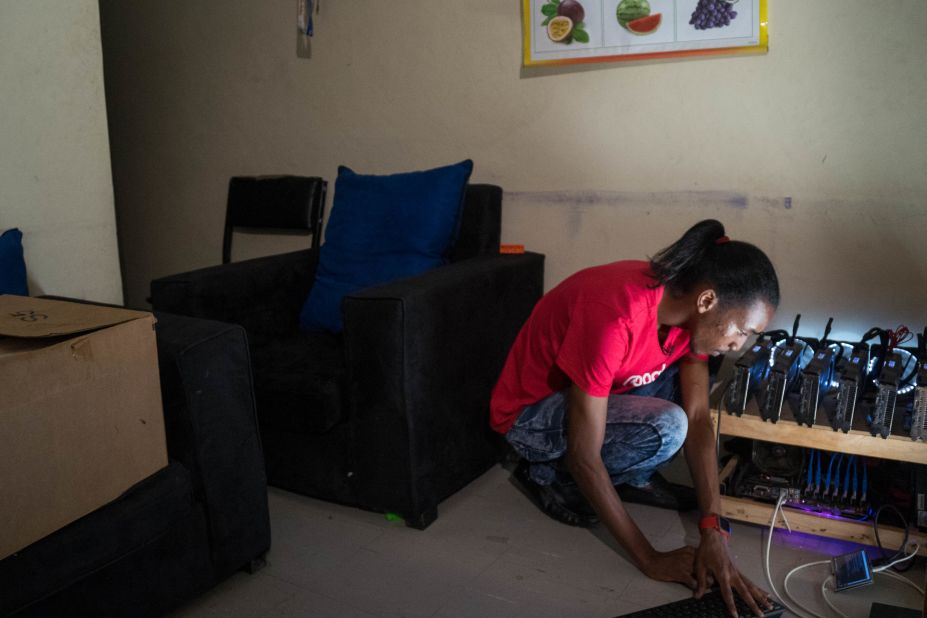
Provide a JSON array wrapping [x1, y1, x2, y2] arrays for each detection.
[[523, 0, 767, 66]]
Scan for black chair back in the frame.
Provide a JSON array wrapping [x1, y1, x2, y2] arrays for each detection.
[[222, 176, 327, 264], [450, 184, 502, 262]]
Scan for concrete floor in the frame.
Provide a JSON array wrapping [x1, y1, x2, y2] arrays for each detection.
[[170, 463, 925, 617]]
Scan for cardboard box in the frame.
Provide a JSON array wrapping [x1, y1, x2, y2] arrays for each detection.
[[0, 295, 167, 560]]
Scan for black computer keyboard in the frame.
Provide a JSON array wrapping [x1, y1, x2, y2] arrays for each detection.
[[614, 589, 785, 617]]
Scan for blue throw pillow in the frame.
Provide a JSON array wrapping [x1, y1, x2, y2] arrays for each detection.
[[0, 228, 28, 296], [299, 159, 473, 333]]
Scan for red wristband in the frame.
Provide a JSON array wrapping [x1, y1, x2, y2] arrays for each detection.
[[698, 514, 731, 539]]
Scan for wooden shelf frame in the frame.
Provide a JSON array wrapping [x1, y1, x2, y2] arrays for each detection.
[[709, 380, 927, 552], [711, 407, 927, 465], [720, 496, 927, 556]]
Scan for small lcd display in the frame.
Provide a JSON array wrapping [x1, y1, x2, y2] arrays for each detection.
[[832, 550, 872, 592]]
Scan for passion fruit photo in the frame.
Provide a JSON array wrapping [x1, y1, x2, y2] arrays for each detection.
[[602, 0, 675, 47], [533, 0, 603, 52]]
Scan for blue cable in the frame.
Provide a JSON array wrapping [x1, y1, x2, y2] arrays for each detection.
[[815, 449, 822, 493], [852, 456, 858, 500], [832, 454, 844, 498], [806, 449, 815, 491], [843, 455, 854, 499], [825, 453, 836, 495], [862, 460, 868, 502]]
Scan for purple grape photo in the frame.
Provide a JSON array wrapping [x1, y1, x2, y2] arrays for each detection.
[[689, 0, 738, 30]]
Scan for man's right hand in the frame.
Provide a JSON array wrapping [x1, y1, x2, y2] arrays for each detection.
[[639, 546, 698, 589]]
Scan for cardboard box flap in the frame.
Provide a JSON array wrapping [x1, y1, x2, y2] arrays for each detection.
[[0, 295, 152, 338]]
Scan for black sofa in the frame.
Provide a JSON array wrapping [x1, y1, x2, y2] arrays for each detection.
[[150, 184, 545, 528], [0, 312, 271, 617]]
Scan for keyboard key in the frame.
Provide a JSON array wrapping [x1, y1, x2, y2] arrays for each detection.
[[614, 589, 785, 618]]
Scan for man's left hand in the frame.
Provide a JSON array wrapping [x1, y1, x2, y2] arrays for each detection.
[[694, 530, 772, 618]]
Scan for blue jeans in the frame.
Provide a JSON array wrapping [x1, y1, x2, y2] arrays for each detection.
[[506, 365, 687, 488]]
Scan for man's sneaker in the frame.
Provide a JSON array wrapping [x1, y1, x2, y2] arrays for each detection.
[[513, 462, 598, 528], [616, 471, 698, 511]]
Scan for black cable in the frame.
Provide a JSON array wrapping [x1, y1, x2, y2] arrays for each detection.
[[861, 327, 886, 344], [821, 317, 833, 344], [872, 503, 914, 572]]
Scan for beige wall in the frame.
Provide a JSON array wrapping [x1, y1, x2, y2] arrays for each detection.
[[0, 0, 122, 304], [101, 1, 926, 340]]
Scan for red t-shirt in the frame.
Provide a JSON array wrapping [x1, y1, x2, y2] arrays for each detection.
[[490, 260, 703, 434]]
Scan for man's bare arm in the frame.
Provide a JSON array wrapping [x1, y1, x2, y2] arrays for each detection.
[[566, 384, 696, 587], [679, 357, 770, 618]]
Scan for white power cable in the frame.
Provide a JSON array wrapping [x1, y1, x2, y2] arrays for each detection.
[[875, 568, 924, 596], [783, 561, 835, 618], [872, 542, 919, 572], [820, 576, 848, 618], [763, 493, 828, 618]]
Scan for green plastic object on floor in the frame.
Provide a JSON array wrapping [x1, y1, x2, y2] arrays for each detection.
[[384, 512, 402, 522]]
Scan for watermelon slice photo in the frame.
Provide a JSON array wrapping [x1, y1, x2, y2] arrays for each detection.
[[626, 12, 662, 35]]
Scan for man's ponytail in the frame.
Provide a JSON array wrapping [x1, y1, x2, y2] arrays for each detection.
[[650, 219, 780, 309]]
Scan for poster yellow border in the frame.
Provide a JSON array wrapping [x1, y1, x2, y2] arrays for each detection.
[[523, 0, 768, 67]]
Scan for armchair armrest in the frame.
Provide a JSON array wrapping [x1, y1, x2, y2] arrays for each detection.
[[154, 312, 270, 574], [342, 252, 544, 527], [150, 249, 318, 338]]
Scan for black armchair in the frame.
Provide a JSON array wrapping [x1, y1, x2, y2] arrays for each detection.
[[150, 184, 544, 528]]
